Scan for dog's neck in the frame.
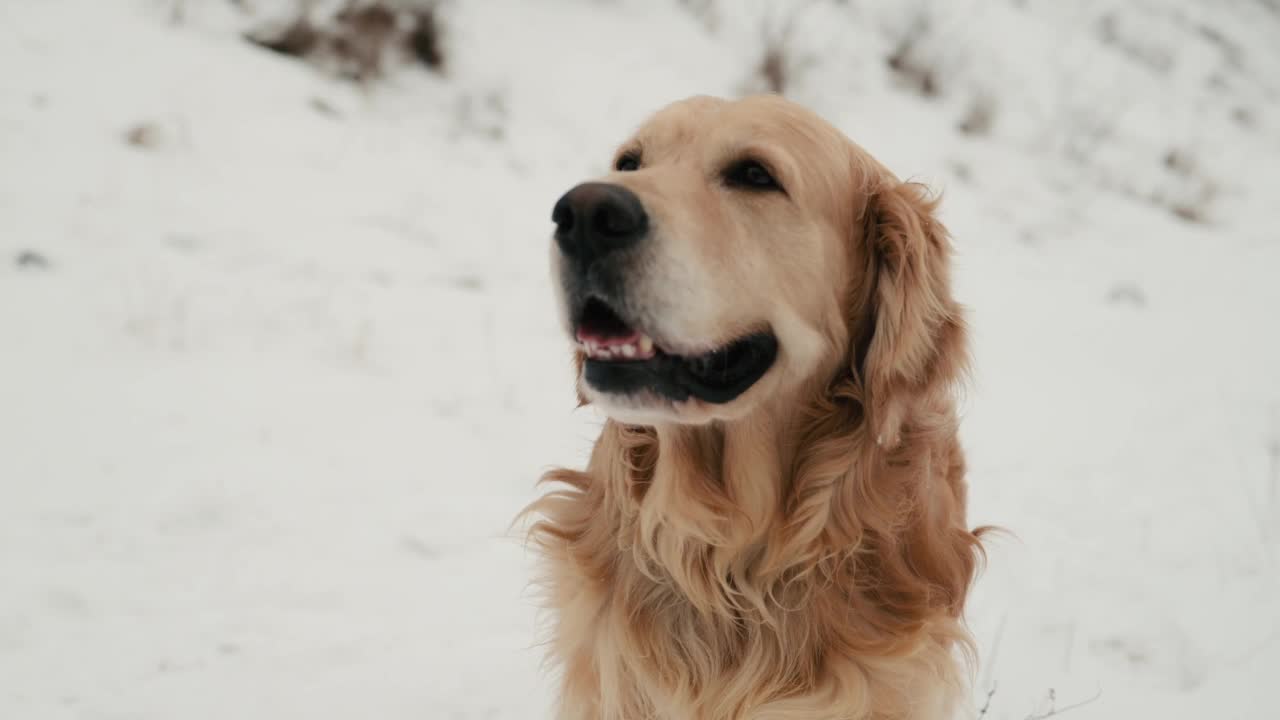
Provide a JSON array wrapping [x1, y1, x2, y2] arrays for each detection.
[[591, 385, 846, 616], [648, 406, 793, 544]]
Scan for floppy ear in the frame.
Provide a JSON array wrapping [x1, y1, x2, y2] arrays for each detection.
[[775, 178, 977, 599], [856, 179, 967, 448]]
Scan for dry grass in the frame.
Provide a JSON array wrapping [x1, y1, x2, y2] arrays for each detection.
[[886, 14, 940, 98], [743, 2, 822, 96], [958, 92, 996, 136], [247, 0, 443, 82]]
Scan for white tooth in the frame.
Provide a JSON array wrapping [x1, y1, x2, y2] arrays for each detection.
[[621, 344, 635, 358], [639, 336, 654, 354], [599, 347, 613, 359]]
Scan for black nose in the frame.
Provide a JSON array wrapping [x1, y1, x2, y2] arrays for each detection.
[[551, 182, 647, 264]]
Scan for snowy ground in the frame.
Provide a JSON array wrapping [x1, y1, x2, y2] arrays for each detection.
[[2, 1, 1278, 718]]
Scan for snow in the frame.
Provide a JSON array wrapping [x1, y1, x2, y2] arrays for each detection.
[[1, 1, 1277, 718]]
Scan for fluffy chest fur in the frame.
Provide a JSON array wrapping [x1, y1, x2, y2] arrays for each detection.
[[529, 412, 981, 720]]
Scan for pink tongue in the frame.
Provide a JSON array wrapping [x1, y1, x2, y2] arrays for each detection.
[[576, 329, 641, 348]]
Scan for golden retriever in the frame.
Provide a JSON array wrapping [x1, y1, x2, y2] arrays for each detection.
[[528, 95, 984, 720]]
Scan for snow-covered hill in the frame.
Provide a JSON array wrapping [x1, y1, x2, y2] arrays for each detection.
[[2, 1, 1278, 718]]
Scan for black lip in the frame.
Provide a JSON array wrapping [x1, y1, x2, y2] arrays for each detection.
[[583, 332, 779, 405]]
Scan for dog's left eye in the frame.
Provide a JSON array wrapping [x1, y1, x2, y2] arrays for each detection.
[[725, 160, 782, 192], [616, 154, 641, 172]]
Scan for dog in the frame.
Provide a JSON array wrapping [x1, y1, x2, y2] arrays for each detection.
[[528, 95, 985, 720]]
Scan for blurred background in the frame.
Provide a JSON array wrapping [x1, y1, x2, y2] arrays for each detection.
[[2, 0, 1278, 718]]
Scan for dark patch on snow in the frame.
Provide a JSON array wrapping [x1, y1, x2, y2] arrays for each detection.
[[15, 250, 50, 270]]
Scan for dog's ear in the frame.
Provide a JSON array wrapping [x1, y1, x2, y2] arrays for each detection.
[[855, 179, 967, 448], [774, 176, 977, 604]]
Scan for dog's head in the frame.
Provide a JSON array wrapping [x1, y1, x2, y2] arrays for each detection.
[[551, 95, 963, 435]]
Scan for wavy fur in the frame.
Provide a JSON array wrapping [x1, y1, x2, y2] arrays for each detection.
[[528, 97, 985, 720]]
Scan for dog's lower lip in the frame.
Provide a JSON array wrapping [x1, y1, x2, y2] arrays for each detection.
[[581, 331, 778, 404]]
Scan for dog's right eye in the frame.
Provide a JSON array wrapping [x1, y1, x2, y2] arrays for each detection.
[[724, 159, 784, 193], [615, 154, 641, 172]]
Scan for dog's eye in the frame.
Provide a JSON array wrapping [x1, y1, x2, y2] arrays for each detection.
[[616, 154, 641, 172], [725, 160, 782, 192]]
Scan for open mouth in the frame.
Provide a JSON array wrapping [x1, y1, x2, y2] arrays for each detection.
[[574, 298, 778, 404]]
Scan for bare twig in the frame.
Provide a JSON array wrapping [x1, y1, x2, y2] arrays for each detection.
[[979, 612, 1008, 693], [1267, 424, 1279, 519], [975, 681, 997, 718], [1024, 687, 1102, 720]]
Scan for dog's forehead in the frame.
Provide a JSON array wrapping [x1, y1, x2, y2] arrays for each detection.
[[624, 97, 723, 155], [626, 96, 848, 166]]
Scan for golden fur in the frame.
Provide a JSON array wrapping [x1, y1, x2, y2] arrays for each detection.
[[528, 95, 985, 720]]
